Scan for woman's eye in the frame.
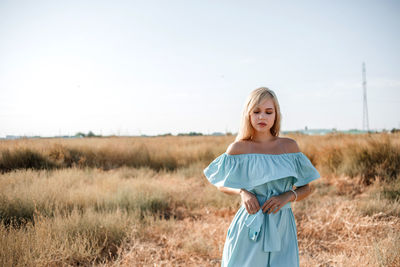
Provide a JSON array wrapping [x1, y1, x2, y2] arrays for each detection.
[[254, 111, 272, 114]]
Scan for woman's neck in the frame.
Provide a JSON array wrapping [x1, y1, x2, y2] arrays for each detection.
[[251, 133, 277, 144]]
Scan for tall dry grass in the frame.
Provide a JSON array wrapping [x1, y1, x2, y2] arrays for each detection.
[[2, 133, 399, 185], [0, 136, 228, 172], [0, 133, 399, 266], [0, 166, 239, 266]]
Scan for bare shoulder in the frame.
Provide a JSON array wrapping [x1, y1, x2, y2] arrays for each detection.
[[279, 137, 301, 153], [226, 140, 250, 155]]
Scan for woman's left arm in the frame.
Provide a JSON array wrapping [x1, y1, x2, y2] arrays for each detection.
[[288, 184, 312, 202], [261, 184, 313, 214]]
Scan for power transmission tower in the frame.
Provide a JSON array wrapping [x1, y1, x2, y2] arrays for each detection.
[[362, 62, 370, 131]]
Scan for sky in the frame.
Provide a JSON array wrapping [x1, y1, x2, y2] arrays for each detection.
[[1, 0, 399, 137]]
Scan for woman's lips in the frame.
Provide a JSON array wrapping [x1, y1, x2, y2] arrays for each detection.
[[258, 123, 266, 127]]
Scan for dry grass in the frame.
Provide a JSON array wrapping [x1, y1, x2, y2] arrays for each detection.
[[0, 133, 399, 266], [295, 178, 400, 267], [0, 136, 229, 172], [0, 166, 239, 266], [0, 208, 134, 266]]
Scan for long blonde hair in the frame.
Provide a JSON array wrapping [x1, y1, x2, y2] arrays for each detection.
[[235, 87, 282, 141]]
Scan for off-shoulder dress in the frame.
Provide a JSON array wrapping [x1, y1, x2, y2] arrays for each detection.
[[203, 152, 320, 267]]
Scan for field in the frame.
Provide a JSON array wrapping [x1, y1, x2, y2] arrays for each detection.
[[0, 133, 399, 266]]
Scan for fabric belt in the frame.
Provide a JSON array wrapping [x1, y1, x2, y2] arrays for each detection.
[[243, 194, 292, 252]]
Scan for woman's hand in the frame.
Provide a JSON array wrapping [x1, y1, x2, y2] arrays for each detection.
[[261, 192, 293, 214], [240, 189, 260, 214]]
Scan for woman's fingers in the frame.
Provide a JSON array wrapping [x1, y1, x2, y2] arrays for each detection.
[[245, 199, 260, 214], [262, 198, 273, 211], [250, 201, 258, 214], [263, 199, 277, 213], [253, 198, 261, 213], [273, 205, 281, 214], [247, 202, 253, 213], [271, 204, 282, 214], [261, 195, 288, 214], [262, 199, 270, 210], [263, 205, 271, 213], [246, 202, 255, 214], [262, 200, 272, 212], [244, 194, 265, 214], [253, 199, 260, 210]]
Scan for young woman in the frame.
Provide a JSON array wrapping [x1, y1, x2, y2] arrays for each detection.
[[203, 87, 320, 267]]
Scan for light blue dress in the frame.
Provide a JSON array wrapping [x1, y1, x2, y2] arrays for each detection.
[[203, 152, 320, 267]]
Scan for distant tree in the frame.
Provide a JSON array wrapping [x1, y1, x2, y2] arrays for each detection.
[[188, 132, 203, 136], [158, 133, 172, 136], [177, 132, 203, 136], [87, 131, 96, 137], [75, 132, 86, 138]]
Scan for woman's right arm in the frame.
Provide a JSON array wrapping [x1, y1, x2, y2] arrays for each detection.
[[220, 142, 260, 214], [217, 186, 261, 214], [217, 186, 240, 195]]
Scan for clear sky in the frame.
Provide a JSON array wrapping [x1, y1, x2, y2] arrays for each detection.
[[1, 0, 399, 137]]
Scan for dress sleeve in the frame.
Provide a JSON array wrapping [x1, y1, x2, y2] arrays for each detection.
[[203, 153, 244, 188], [293, 153, 321, 187]]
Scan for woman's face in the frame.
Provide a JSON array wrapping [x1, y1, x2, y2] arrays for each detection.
[[249, 98, 276, 134]]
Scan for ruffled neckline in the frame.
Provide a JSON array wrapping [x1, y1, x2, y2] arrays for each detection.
[[223, 152, 303, 157], [203, 151, 320, 189]]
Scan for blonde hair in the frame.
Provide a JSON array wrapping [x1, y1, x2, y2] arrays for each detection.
[[235, 87, 282, 141]]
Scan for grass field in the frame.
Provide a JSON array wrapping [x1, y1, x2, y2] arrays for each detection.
[[0, 133, 399, 266]]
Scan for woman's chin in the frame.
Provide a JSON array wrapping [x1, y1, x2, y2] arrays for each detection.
[[255, 127, 271, 133]]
